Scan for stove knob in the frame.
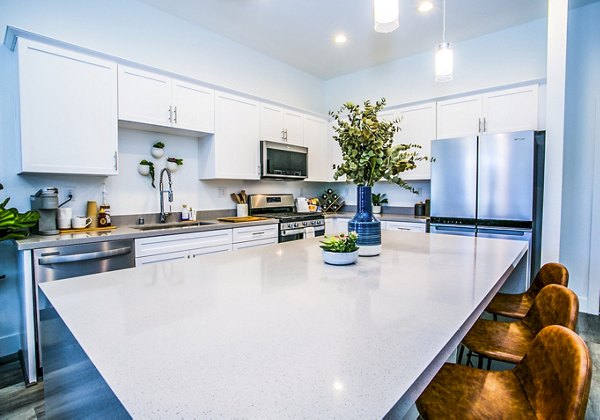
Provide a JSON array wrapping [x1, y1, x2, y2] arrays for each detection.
[[303, 221, 309, 227], [311, 220, 317, 226], [293, 222, 299, 228]]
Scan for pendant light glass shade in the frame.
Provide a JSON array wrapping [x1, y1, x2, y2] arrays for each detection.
[[435, 42, 454, 82], [374, 0, 399, 33]]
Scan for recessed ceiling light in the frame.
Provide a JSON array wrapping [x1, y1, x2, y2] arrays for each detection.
[[418, 1, 434, 12], [334, 34, 347, 44]]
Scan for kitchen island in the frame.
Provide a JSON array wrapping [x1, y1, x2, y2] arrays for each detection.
[[39, 231, 527, 418]]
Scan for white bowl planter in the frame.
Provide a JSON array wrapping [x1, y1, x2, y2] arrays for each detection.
[[373, 205, 382, 214], [322, 250, 359, 266], [138, 164, 150, 176], [151, 147, 164, 159], [166, 161, 179, 172]]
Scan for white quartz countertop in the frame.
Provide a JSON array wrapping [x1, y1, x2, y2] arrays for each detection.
[[40, 231, 526, 418]]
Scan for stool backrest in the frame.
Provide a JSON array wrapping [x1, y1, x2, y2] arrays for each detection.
[[529, 262, 569, 296], [522, 284, 579, 334], [514, 325, 592, 420]]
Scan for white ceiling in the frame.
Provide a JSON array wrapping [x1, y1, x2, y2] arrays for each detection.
[[135, 0, 582, 80]]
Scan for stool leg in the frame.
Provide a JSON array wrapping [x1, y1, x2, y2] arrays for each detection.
[[477, 354, 484, 369], [458, 344, 465, 364], [466, 350, 473, 367], [493, 314, 498, 321], [486, 357, 492, 371]]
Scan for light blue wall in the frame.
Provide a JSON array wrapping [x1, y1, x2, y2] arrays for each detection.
[[324, 18, 547, 111], [561, 1, 600, 311]]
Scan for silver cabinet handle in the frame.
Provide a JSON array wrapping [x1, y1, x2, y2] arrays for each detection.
[[478, 118, 482, 132], [169, 105, 173, 123], [38, 247, 131, 265], [174, 106, 178, 124], [483, 117, 487, 132], [252, 231, 265, 235], [281, 129, 286, 142], [114, 151, 118, 171]]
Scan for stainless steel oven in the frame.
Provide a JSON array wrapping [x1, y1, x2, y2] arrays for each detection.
[[249, 194, 325, 243]]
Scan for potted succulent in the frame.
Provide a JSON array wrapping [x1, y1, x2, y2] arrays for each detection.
[[0, 182, 40, 241], [151, 141, 165, 158], [320, 232, 360, 266], [166, 157, 183, 172], [371, 193, 388, 214], [138, 160, 156, 188], [329, 98, 427, 256]]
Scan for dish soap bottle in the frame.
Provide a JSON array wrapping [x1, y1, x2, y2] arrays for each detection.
[[98, 183, 111, 227], [181, 204, 189, 221]]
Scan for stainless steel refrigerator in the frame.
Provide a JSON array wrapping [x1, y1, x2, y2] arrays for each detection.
[[430, 130, 545, 286]]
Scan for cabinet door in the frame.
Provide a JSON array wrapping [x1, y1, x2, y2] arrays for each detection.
[[483, 85, 539, 134], [436, 94, 483, 138], [386, 221, 426, 232], [189, 244, 232, 258], [171, 80, 215, 133], [395, 102, 436, 180], [17, 39, 118, 175], [212, 92, 260, 179], [283, 110, 304, 145], [305, 116, 330, 181], [330, 122, 345, 182], [136, 250, 189, 266], [259, 103, 284, 142], [334, 218, 351, 234], [118, 65, 171, 127]]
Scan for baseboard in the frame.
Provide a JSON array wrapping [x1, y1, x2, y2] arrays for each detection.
[[0, 333, 20, 358]]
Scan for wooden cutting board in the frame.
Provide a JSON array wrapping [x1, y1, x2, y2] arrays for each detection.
[[59, 225, 118, 234], [217, 216, 269, 223]]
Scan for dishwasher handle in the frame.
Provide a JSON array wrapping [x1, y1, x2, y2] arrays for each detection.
[[38, 246, 132, 265]]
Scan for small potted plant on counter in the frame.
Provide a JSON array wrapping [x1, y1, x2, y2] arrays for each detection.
[[166, 157, 183, 172], [151, 141, 165, 158], [138, 160, 156, 188], [0, 182, 40, 241], [320, 232, 360, 266], [371, 193, 388, 214]]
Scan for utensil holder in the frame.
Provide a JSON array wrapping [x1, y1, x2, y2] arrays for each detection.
[[236, 204, 248, 217]]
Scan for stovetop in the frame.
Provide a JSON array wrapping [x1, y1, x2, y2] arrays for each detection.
[[252, 212, 324, 223]]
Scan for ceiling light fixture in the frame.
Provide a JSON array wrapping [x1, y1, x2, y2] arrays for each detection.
[[334, 34, 347, 44], [418, 1, 433, 13], [435, 0, 453, 82], [373, 0, 399, 33]]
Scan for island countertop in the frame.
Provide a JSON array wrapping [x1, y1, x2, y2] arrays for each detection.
[[39, 231, 527, 418]]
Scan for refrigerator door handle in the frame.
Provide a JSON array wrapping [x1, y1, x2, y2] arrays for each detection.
[[477, 228, 527, 237], [433, 225, 476, 233]]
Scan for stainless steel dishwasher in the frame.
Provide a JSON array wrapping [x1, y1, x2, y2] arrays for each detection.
[[33, 239, 135, 375]]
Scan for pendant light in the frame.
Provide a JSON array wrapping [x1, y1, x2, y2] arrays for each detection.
[[374, 0, 399, 33], [435, 0, 453, 82]]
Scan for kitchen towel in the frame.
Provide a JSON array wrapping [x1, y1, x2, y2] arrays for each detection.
[[305, 227, 315, 238]]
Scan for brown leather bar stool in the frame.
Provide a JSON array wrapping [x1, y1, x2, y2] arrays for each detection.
[[460, 284, 578, 368], [417, 325, 592, 419], [487, 262, 569, 320]]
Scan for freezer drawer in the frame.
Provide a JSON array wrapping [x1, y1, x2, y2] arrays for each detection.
[[430, 224, 476, 237]]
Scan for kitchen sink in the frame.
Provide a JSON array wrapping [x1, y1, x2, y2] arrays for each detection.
[[133, 221, 218, 231]]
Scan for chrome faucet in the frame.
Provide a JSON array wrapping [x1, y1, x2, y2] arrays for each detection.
[[159, 168, 173, 223]]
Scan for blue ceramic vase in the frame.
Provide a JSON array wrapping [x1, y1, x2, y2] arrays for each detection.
[[348, 186, 381, 256]]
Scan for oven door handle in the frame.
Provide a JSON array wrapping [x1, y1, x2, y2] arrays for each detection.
[[38, 246, 132, 265], [280, 228, 307, 236]]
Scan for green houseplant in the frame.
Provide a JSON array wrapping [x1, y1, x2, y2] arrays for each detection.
[[329, 98, 427, 256], [371, 192, 388, 214], [138, 160, 156, 188], [166, 157, 183, 172], [320, 232, 359, 265], [0, 182, 40, 241]]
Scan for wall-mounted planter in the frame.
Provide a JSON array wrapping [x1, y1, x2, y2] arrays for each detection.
[[151, 147, 164, 159], [138, 164, 150, 176], [166, 161, 179, 172]]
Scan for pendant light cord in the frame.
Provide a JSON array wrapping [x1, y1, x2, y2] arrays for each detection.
[[442, 0, 446, 43]]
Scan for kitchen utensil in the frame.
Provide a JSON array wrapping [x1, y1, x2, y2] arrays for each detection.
[[72, 216, 93, 229], [231, 193, 241, 204], [240, 190, 247, 204], [86, 201, 98, 228]]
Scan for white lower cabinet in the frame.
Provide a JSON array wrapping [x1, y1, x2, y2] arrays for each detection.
[[135, 229, 233, 266], [333, 218, 351, 234], [232, 224, 278, 250], [385, 221, 427, 233]]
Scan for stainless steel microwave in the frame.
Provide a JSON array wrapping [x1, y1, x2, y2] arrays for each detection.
[[260, 141, 308, 180]]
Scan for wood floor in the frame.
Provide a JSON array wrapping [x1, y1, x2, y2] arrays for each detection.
[[1, 313, 600, 419]]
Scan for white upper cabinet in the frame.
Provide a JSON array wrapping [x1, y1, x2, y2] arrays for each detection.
[[304, 116, 330, 182], [17, 39, 118, 175], [259, 103, 304, 145], [198, 91, 260, 180], [329, 121, 345, 182], [378, 103, 436, 180], [395, 102, 436, 180], [437, 85, 539, 138], [118, 65, 214, 134]]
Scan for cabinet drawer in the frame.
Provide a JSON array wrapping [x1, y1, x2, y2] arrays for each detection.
[[189, 244, 232, 258], [232, 224, 278, 243], [385, 221, 426, 233], [136, 250, 189, 266], [135, 229, 232, 257], [232, 237, 278, 251]]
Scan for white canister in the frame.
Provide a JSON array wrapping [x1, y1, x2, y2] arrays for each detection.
[[236, 204, 248, 217]]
